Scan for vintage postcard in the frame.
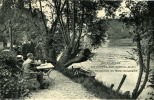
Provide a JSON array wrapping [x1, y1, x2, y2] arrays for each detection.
[[0, 0, 153, 100]]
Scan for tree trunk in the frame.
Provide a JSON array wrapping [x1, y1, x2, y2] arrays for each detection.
[[54, 47, 91, 71], [133, 45, 151, 98], [17, 0, 24, 9], [9, 21, 13, 50], [132, 34, 144, 99], [28, 0, 33, 15]]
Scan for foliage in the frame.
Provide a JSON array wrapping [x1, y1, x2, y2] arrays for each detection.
[[0, 1, 48, 58], [97, 0, 122, 18], [107, 20, 132, 39], [0, 50, 17, 70], [0, 51, 30, 98], [39, 0, 122, 69], [119, 1, 154, 99], [0, 8, 46, 43], [87, 19, 107, 47], [20, 41, 36, 59], [0, 0, 122, 69]]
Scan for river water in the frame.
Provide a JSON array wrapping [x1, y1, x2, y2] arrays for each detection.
[[72, 39, 153, 99], [75, 46, 139, 92]]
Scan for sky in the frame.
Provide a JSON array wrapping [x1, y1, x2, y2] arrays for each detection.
[[97, 1, 131, 18], [0, 0, 134, 19], [0, 0, 136, 25], [30, 0, 131, 27]]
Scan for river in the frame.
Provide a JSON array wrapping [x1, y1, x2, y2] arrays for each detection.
[[73, 39, 153, 99]]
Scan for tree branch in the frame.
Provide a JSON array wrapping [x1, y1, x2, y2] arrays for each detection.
[[70, 1, 76, 47], [66, 0, 71, 42], [28, 0, 33, 15], [39, 0, 48, 34], [73, 7, 84, 51], [59, 16, 70, 45], [135, 44, 151, 98], [50, 0, 67, 34], [59, 18, 69, 45]]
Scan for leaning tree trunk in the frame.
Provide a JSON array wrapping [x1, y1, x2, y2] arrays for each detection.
[[53, 46, 91, 71]]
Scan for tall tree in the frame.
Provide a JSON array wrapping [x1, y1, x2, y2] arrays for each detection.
[[0, 0, 121, 70], [38, 0, 121, 71]]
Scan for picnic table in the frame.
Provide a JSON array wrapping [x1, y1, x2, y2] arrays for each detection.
[[37, 63, 54, 69], [36, 63, 54, 79]]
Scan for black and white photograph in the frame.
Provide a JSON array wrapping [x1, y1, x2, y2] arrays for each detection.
[[0, 0, 154, 100]]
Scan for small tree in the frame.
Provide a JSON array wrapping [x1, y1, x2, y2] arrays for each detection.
[[120, 1, 154, 99]]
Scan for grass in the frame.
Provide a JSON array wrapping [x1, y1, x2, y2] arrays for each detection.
[[62, 68, 131, 99]]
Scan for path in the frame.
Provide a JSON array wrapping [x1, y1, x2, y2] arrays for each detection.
[[25, 70, 101, 100]]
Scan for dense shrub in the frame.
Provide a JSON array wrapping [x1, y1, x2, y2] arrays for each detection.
[[20, 42, 35, 60], [0, 50, 30, 98], [0, 50, 17, 72]]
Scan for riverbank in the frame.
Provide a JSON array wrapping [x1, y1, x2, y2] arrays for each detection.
[[25, 69, 130, 100], [62, 68, 130, 99], [72, 46, 138, 93]]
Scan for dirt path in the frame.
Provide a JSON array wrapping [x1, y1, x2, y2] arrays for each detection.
[[25, 70, 101, 100]]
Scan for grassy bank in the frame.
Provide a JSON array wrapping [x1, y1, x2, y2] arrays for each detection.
[[62, 68, 131, 99]]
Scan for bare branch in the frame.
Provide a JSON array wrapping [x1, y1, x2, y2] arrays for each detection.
[[70, 1, 76, 47], [39, 0, 48, 34], [50, 0, 67, 34], [59, 16, 70, 45], [74, 7, 84, 50]]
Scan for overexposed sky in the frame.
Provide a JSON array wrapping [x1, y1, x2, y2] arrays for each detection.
[[33, 0, 131, 26], [97, 1, 131, 18], [31, 1, 53, 27], [0, 0, 132, 24]]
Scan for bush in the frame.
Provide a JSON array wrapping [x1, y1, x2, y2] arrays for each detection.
[[0, 50, 17, 72], [0, 50, 30, 98], [21, 42, 35, 60]]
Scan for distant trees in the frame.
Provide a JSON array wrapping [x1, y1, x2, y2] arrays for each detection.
[[107, 20, 132, 39], [0, 0, 47, 60]]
